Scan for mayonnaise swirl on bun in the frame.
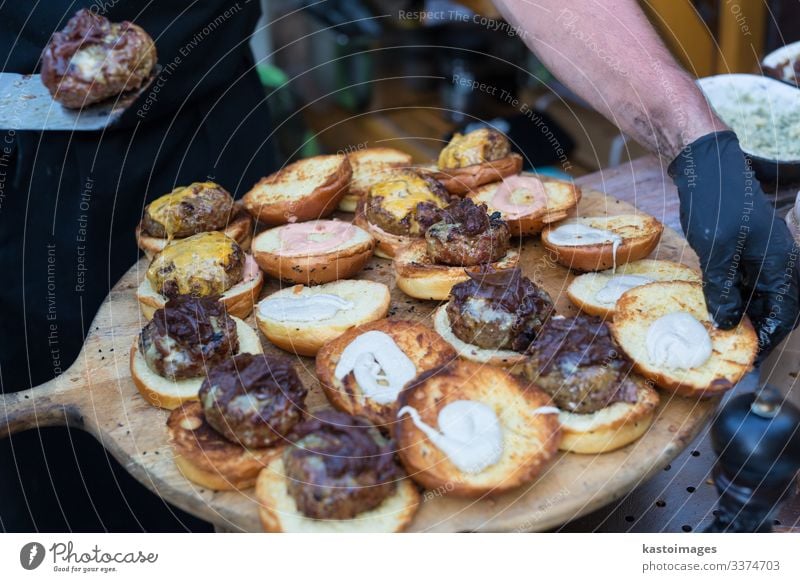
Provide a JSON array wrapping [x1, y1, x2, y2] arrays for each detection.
[[334, 331, 417, 405], [398, 400, 503, 474], [646, 312, 712, 369]]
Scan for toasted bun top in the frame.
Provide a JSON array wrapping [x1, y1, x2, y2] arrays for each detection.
[[611, 281, 758, 396], [469, 176, 578, 218], [252, 220, 373, 257], [543, 214, 663, 245]]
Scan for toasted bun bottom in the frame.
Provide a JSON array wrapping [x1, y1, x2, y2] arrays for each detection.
[[432, 306, 526, 367], [556, 380, 660, 454], [337, 194, 359, 213], [251, 229, 375, 286], [256, 280, 391, 356], [167, 402, 277, 491], [255, 456, 420, 532], [396, 359, 561, 496], [129, 318, 262, 410], [430, 153, 523, 196], [394, 242, 520, 301], [542, 215, 664, 272], [611, 281, 758, 397], [566, 260, 701, 318], [136, 266, 264, 321], [135, 206, 254, 260], [466, 177, 582, 236], [315, 319, 457, 428], [352, 211, 417, 259]]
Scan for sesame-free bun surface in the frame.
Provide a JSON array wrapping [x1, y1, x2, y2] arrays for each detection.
[[611, 281, 758, 397], [251, 221, 375, 285], [467, 176, 581, 236], [243, 155, 352, 225], [255, 455, 420, 532], [541, 214, 663, 272], [394, 241, 520, 301], [135, 202, 253, 260], [167, 401, 277, 491], [395, 359, 561, 496], [338, 148, 413, 212], [428, 153, 523, 196], [556, 378, 660, 454], [130, 317, 262, 410], [352, 207, 416, 259], [256, 280, 391, 356], [567, 259, 701, 318], [315, 319, 457, 428]]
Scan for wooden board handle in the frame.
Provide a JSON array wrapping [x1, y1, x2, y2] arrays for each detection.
[[0, 379, 84, 439]]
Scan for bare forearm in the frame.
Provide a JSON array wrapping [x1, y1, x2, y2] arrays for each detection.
[[493, 0, 726, 159]]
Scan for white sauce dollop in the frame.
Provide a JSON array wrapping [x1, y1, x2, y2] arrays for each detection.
[[549, 223, 623, 270], [398, 401, 503, 474], [594, 275, 654, 304], [646, 312, 713, 369], [334, 331, 417, 405], [259, 294, 353, 322]]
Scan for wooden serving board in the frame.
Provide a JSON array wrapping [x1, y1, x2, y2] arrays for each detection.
[[0, 188, 714, 532]]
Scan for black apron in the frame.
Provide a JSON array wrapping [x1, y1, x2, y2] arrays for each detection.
[[0, 1, 277, 531]]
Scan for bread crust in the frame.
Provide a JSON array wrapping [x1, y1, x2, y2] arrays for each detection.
[[555, 378, 660, 454], [352, 207, 416, 259], [610, 281, 758, 397], [135, 203, 254, 260], [255, 455, 420, 532], [566, 259, 701, 318], [255, 281, 391, 356], [243, 155, 352, 225], [251, 226, 375, 285], [432, 305, 527, 367], [394, 241, 520, 301], [129, 317, 262, 410], [167, 401, 278, 491], [315, 319, 457, 428], [541, 214, 664, 272], [136, 261, 264, 320], [338, 148, 414, 212], [395, 359, 561, 496], [428, 153, 523, 196], [466, 177, 582, 236]]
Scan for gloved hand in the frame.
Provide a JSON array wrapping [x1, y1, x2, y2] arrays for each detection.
[[668, 130, 800, 360]]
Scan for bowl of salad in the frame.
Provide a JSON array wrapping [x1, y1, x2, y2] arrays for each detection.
[[698, 74, 800, 186]]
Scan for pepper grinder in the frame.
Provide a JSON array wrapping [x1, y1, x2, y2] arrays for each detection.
[[705, 385, 800, 532]]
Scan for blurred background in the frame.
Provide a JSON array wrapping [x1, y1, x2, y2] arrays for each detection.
[[248, 0, 800, 177]]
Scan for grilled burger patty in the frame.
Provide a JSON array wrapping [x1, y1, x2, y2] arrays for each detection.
[[522, 314, 638, 414], [41, 9, 156, 108], [446, 267, 554, 351], [437, 127, 511, 169], [142, 182, 234, 238], [146, 231, 245, 298], [283, 410, 398, 520], [364, 170, 450, 236], [199, 353, 307, 449], [140, 295, 239, 380], [425, 198, 510, 266]]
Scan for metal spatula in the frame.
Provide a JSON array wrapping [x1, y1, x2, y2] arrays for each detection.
[[0, 67, 159, 131]]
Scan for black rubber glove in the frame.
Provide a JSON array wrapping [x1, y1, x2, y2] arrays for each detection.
[[668, 130, 800, 359]]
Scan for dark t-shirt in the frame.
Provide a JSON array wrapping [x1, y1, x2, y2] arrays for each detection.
[[0, 1, 278, 533]]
